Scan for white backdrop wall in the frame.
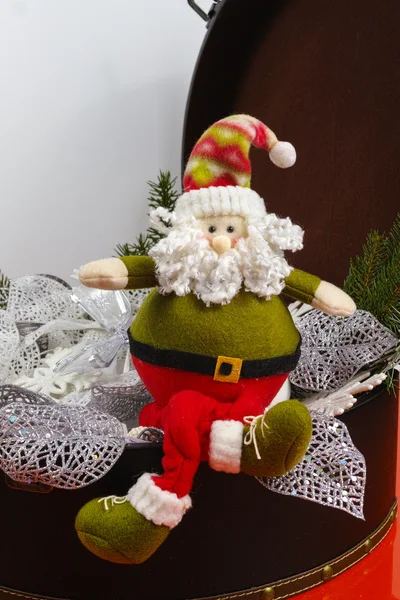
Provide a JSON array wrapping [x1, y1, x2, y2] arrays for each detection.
[[0, 0, 205, 280]]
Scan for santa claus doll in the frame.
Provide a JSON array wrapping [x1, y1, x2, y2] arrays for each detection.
[[75, 115, 356, 564]]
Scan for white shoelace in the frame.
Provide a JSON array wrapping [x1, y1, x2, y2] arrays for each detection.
[[243, 414, 270, 460], [99, 496, 128, 511]]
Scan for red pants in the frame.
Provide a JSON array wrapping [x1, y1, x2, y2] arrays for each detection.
[[134, 358, 288, 499]]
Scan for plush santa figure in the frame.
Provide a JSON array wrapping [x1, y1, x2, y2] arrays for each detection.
[[75, 115, 356, 564]]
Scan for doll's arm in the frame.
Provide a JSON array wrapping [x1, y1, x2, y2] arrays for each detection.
[[283, 268, 356, 317], [79, 256, 156, 290]]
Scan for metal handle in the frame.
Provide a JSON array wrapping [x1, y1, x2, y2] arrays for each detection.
[[187, 0, 219, 23]]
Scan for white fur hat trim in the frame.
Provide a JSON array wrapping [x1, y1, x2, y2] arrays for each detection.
[[174, 186, 267, 221]]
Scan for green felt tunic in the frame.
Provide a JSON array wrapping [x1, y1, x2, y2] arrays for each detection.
[[120, 256, 321, 361]]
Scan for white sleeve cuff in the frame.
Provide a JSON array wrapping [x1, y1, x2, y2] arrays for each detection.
[[209, 420, 244, 474]]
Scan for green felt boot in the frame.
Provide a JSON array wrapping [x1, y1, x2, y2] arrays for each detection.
[[241, 400, 312, 478], [75, 495, 170, 564]]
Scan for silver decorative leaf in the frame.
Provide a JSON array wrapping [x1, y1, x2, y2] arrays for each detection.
[[290, 309, 398, 392], [258, 411, 366, 519], [0, 384, 55, 407], [0, 403, 125, 489], [89, 373, 152, 424]]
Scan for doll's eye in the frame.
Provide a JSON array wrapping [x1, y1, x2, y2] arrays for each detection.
[[208, 226, 217, 233], [227, 226, 234, 233]]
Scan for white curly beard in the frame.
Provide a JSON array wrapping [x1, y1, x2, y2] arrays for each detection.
[[149, 215, 304, 306]]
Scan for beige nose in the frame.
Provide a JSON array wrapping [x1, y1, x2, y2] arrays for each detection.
[[212, 235, 232, 254]]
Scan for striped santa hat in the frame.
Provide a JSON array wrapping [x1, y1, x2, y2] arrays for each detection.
[[174, 114, 296, 222]]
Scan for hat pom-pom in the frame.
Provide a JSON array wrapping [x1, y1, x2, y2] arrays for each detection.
[[269, 141, 296, 168]]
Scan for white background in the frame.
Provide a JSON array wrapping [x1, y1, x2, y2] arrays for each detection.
[[0, 0, 206, 280]]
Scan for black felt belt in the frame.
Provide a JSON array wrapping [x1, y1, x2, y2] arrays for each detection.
[[128, 330, 301, 380]]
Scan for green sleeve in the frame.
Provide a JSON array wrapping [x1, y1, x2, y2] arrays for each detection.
[[119, 256, 157, 289], [283, 268, 321, 304]]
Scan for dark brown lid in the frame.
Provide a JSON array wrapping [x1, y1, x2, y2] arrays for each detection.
[[183, 0, 400, 285]]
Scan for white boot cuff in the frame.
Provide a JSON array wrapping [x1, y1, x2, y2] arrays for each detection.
[[127, 473, 192, 529], [209, 420, 244, 474]]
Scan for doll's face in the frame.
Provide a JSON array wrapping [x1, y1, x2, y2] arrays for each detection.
[[198, 215, 248, 254]]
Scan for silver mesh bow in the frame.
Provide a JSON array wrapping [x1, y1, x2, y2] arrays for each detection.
[[53, 286, 133, 374]]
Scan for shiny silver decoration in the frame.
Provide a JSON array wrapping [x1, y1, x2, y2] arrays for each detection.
[[0, 310, 21, 380], [0, 384, 55, 407], [53, 286, 133, 374], [0, 403, 125, 489], [137, 427, 164, 444], [304, 371, 386, 416], [0, 276, 150, 393], [89, 372, 152, 424], [7, 275, 80, 323], [0, 276, 85, 384], [15, 321, 49, 354], [124, 288, 152, 314], [0, 380, 156, 489], [259, 411, 366, 519], [290, 309, 398, 392]]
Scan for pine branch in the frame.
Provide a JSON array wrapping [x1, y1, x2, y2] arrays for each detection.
[[386, 213, 400, 256], [147, 171, 179, 212], [114, 243, 137, 257], [0, 270, 10, 310], [385, 214, 400, 282], [372, 215, 400, 335], [115, 234, 154, 257], [344, 231, 389, 307], [344, 214, 400, 337], [114, 171, 179, 257], [384, 345, 400, 393], [147, 227, 165, 245]]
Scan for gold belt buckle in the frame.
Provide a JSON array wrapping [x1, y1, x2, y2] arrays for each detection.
[[214, 356, 243, 384]]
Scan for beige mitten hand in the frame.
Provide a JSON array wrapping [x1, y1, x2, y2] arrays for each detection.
[[79, 258, 128, 290], [312, 281, 356, 317]]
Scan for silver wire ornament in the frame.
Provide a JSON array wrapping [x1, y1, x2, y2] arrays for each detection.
[[7, 275, 80, 323], [126, 425, 164, 444], [137, 427, 164, 443], [0, 384, 55, 407], [0, 403, 125, 489], [290, 309, 398, 392], [0, 310, 21, 380], [89, 373, 152, 424], [0, 276, 85, 384], [258, 411, 366, 519]]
